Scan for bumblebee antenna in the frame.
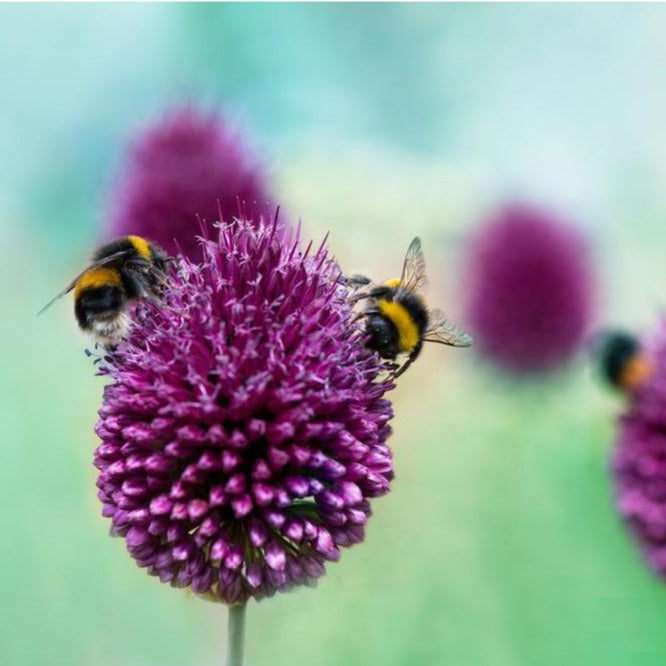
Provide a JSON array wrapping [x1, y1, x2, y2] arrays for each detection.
[[36, 282, 76, 316]]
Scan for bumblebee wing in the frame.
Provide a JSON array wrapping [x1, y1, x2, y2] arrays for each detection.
[[423, 308, 473, 347], [36, 249, 137, 316], [397, 237, 427, 295]]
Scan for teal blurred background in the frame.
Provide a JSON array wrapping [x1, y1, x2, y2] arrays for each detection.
[[4, 4, 666, 665]]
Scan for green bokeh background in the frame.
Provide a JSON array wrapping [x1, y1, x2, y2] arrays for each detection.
[[4, 4, 666, 665]]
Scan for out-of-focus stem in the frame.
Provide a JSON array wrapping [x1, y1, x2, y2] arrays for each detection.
[[226, 603, 247, 666]]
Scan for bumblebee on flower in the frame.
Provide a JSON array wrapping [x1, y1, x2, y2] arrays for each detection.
[[93, 213, 396, 603], [345, 236, 472, 379]]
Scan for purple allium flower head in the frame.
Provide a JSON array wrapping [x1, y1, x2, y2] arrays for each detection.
[[107, 106, 271, 262], [612, 320, 666, 577], [93, 213, 394, 603], [463, 202, 595, 374]]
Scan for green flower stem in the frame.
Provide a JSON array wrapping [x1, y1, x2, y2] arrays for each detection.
[[226, 603, 247, 666]]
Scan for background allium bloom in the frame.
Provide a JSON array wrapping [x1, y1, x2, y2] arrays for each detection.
[[613, 321, 666, 577], [463, 203, 595, 374], [93, 216, 394, 603], [107, 106, 271, 262]]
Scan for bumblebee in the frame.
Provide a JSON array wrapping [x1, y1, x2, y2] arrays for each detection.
[[38, 235, 170, 348], [594, 329, 653, 393], [346, 237, 472, 378]]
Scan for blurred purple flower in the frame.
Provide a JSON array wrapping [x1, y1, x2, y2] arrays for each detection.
[[613, 321, 666, 577], [107, 106, 272, 262], [93, 214, 394, 603], [463, 203, 595, 374]]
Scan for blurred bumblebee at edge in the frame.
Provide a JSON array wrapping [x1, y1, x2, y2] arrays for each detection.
[[38, 235, 171, 348], [594, 329, 654, 395], [344, 236, 473, 379]]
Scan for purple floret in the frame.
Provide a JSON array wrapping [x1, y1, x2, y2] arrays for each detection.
[[94, 213, 394, 602], [613, 322, 666, 577], [463, 203, 595, 374], [107, 106, 272, 262]]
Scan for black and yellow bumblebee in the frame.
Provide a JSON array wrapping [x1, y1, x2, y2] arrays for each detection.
[[38, 235, 170, 348], [595, 329, 653, 393], [345, 237, 473, 378]]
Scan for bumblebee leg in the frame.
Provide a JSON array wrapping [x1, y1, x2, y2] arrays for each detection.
[[391, 357, 413, 380], [390, 342, 423, 380], [349, 292, 375, 305], [343, 274, 372, 304], [341, 274, 372, 287]]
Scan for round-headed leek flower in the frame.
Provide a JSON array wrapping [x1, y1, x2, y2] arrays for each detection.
[[106, 106, 271, 263], [93, 214, 394, 603], [611, 321, 666, 577], [463, 202, 595, 374]]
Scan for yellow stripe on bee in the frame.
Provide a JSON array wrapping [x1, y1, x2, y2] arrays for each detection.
[[377, 299, 420, 353], [74, 267, 122, 299], [127, 235, 152, 260], [384, 277, 401, 289]]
